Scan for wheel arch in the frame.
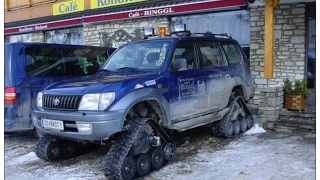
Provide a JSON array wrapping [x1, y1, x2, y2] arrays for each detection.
[[109, 88, 170, 126]]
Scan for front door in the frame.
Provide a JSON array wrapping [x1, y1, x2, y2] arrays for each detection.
[[168, 41, 207, 122], [306, 4, 316, 107]]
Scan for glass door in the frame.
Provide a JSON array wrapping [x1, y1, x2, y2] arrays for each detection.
[[306, 17, 316, 106]]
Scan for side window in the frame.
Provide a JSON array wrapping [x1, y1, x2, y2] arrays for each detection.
[[220, 42, 242, 65], [171, 41, 198, 71], [25, 47, 108, 76], [198, 41, 224, 68]]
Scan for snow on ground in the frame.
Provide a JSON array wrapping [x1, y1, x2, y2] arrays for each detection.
[[5, 125, 315, 180]]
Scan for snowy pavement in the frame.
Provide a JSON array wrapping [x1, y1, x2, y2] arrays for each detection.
[[4, 125, 315, 180]]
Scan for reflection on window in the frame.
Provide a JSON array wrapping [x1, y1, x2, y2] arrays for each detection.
[[198, 41, 224, 67], [25, 47, 108, 76], [221, 42, 242, 65], [46, 27, 83, 45]]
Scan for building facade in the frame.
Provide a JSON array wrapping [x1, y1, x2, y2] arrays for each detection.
[[4, 0, 316, 111]]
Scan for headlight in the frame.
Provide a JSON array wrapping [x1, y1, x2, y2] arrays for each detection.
[[78, 92, 115, 111], [37, 92, 43, 107]]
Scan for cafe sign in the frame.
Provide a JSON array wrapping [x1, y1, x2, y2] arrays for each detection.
[[91, 0, 148, 9], [53, 0, 84, 16]]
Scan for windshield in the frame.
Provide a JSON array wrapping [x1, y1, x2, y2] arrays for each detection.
[[102, 40, 172, 71]]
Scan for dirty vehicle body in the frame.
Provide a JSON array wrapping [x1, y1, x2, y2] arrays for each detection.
[[33, 31, 255, 179], [5, 42, 115, 133]]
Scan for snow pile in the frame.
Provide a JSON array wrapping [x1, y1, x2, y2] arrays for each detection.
[[7, 152, 39, 166], [244, 123, 266, 135]]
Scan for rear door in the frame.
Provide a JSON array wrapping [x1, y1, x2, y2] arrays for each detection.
[[197, 40, 233, 109]]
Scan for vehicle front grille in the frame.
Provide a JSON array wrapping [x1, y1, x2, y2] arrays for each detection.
[[43, 95, 82, 110]]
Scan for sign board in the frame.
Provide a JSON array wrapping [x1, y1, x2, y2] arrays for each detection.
[[91, 0, 148, 9], [53, 0, 84, 16]]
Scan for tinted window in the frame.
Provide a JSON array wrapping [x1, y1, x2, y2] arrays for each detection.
[[171, 41, 198, 70], [221, 42, 242, 65], [25, 47, 108, 76], [198, 41, 224, 68]]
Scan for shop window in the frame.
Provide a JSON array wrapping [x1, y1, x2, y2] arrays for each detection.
[[46, 27, 83, 45]]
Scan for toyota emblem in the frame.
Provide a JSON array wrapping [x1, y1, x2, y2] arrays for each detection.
[[53, 98, 60, 106]]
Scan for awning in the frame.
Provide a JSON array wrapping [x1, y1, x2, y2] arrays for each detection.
[[5, 0, 247, 35], [84, 0, 246, 24]]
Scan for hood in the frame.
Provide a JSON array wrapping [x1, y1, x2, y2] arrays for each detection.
[[42, 73, 149, 95]]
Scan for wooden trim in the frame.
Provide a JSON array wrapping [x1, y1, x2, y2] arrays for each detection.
[[264, 0, 279, 79]]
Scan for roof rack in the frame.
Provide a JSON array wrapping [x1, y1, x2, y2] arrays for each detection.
[[192, 31, 232, 39], [140, 30, 232, 39]]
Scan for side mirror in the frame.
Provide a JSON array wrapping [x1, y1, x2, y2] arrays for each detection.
[[172, 58, 187, 71]]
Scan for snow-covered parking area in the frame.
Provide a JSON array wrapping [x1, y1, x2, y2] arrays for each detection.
[[5, 125, 315, 180]]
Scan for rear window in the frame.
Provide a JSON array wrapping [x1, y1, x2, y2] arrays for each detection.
[[25, 47, 108, 76]]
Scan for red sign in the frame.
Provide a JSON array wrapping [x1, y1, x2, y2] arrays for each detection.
[[84, 0, 246, 24], [4, 18, 81, 35]]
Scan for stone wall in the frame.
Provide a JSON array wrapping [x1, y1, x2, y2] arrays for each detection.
[[83, 17, 170, 47], [250, 3, 306, 106], [258, 86, 284, 128]]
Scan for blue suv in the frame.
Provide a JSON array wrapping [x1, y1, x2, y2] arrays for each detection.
[[33, 31, 255, 179]]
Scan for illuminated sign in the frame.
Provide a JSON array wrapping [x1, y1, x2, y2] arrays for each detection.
[[53, 0, 84, 16], [91, 0, 148, 9]]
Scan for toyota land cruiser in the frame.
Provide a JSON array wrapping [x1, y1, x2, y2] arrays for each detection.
[[33, 28, 255, 180]]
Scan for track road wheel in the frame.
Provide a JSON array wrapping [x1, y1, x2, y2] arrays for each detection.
[[121, 157, 137, 180], [163, 142, 176, 162], [136, 153, 151, 177], [36, 134, 63, 162], [63, 141, 79, 158], [239, 117, 248, 133], [233, 120, 240, 136], [150, 147, 165, 170], [222, 119, 234, 138], [247, 115, 254, 129]]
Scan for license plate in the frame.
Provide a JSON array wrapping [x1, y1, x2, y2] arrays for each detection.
[[42, 119, 64, 131]]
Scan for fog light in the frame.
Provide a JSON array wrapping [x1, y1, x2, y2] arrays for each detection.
[[76, 122, 92, 133], [144, 28, 154, 36], [173, 24, 186, 32]]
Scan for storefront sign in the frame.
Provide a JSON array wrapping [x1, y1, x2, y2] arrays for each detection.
[[5, 18, 82, 35], [84, 0, 246, 23], [91, 0, 148, 9], [53, 0, 84, 16]]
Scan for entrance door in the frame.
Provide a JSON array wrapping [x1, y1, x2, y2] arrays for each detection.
[[306, 9, 316, 106]]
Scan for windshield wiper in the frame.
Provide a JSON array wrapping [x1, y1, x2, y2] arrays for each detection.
[[115, 67, 146, 72]]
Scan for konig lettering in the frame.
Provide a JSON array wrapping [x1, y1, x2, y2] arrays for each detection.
[[128, 8, 174, 18], [53, 0, 84, 16], [92, 0, 147, 9]]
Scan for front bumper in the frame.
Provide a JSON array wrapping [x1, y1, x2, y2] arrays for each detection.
[[32, 108, 126, 141]]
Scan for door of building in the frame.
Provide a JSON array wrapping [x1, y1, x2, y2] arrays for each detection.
[[306, 4, 316, 107]]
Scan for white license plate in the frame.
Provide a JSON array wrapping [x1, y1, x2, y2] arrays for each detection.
[[42, 119, 64, 131]]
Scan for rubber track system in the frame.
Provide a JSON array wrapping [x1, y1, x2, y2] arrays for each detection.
[[103, 118, 175, 180], [36, 134, 62, 162], [212, 95, 253, 138]]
